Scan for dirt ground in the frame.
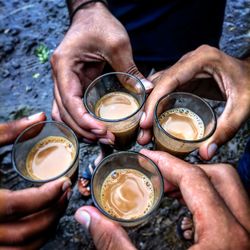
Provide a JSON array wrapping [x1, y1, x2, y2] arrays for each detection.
[[0, 0, 249, 249]]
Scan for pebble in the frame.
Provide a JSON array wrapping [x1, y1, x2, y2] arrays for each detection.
[[11, 60, 20, 69], [1, 69, 10, 78], [25, 86, 32, 92]]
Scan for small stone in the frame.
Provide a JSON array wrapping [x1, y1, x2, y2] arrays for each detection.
[[4, 29, 10, 34], [11, 60, 20, 69], [23, 20, 32, 28], [56, 2, 65, 8], [25, 86, 32, 92], [1, 69, 10, 78], [10, 28, 20, 36]]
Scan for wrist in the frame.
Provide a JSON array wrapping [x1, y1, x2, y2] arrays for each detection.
[[68, 0, 108, 22]]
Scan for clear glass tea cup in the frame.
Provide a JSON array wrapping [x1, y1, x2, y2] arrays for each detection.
[[154, 92, 217, 158], [12, 121, 79, 185], [91, 151, 164, 227], [84, 72, 146, 150]]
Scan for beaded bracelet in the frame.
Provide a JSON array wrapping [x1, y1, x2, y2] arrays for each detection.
[[70, 0, 108, 23]]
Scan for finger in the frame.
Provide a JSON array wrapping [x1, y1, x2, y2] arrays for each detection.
[[139, 47, 214, 132], [0, 233, 50, 250], [199, 97, 250, 160], [137, 128, 152, 145], [0, 112, 46, 146], [51, 100, 62, 122], [0, 177, 71, 222], [54, 66, 108, 134], [198, 164, 250, 231], [53, 83, 99, 141], [75, 206, 136, 250], [0, 190, 69, 245], [140, 149, 232, 220]]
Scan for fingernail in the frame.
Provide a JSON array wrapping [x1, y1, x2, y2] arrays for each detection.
[[138, 129, 143, 139], [28, 112, 44, 120], [91, 129, 106, 135], [67, 190, 72, 200], [207, 143, 218, 158], [62, 179, 72, 192], [141, 79, 154, 91], [99, 138, 114, 145], [140, 112, 146, 124], [75, 210, 91, 230]]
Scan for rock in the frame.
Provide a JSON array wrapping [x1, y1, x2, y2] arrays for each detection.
[[1, 69, 10, 78], [25, 86, 32, 92], [11, 60, 20, 69], [23, 20, 32, 28], [57, 2, 66, 9], [10, 28, 20, 36]]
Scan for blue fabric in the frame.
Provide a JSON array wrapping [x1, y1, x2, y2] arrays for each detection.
[[238, 139, 250, 194], [108, 0, 226, 65]]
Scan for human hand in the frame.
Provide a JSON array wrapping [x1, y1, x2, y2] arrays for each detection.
[[51, 2, 152, 144], [138, 45, 250, 160], [141, 149, 250, 249], [0, 112, 46, 146], [0, 177, 72, 249], [75, 149, 250, 250], [0, 113, 72, 249]]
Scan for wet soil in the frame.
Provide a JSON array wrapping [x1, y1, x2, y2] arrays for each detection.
[[0, 0, 249, 249]]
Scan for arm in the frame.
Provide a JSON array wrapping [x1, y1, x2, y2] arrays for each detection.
[[51, 0, 151, 143]]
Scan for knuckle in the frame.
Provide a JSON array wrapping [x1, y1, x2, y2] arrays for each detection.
[[109, 34, 129, 53], [125, 64, 140, 76], [196, 45, 221, 60], [216, 164, 238, 179], [50, 48, 66, 69]]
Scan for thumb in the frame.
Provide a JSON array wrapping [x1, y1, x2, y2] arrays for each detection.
[[199, 98, 250, 160], [0, 112, 46, 146], [75, 206, 136, 250]]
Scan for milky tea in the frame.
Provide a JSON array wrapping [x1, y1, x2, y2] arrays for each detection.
[[100, 169, 154, 220], [95, 91, 140, 150], [154, 108, 205, 157], [26, 136, 76, 180]]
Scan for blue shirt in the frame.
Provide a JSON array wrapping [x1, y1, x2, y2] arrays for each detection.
[[109, 0, 226, 64], [238, 139, 250, 194]]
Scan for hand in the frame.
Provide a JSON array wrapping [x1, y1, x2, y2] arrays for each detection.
[[51, 2, 152, 144], [0, 112, 46, 146], [0, 113, 72, 249], [0, 177, 71, 249], [75, 150, 250, 250], [138, 45, 250, 160]]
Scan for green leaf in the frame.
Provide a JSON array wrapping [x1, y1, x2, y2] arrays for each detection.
[[35, 44, 50, 64]]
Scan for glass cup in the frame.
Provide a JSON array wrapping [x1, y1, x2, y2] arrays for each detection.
[[12, 121, 79, 185], [154, 92, 217, 158], [84, 72, 146, 150], [91, 151, 164, 227]]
